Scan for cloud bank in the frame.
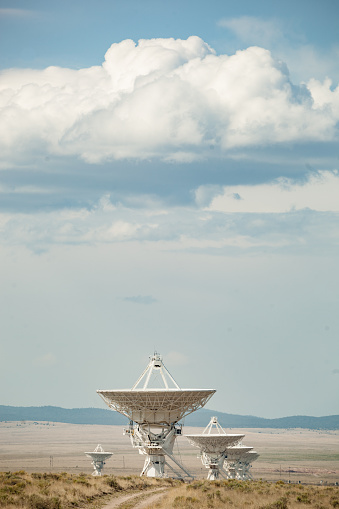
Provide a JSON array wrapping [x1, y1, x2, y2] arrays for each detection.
[[1, 36, 339, 166], [1, 172, 338, 254], [203, 170, 339, 213]]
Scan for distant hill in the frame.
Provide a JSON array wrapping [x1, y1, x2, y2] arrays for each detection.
[[0, 406, 126, 426], [0, 405, 338, 429], [185, 408, 339, 430]]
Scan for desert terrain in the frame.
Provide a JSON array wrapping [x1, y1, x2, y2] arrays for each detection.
[[0, 421, 338, 484]]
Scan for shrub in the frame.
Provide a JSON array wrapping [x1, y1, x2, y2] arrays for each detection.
[[32, 473, 43, 480], [223, 479, 253, 492], [260, 496, 289, 509], [187, 481, 204, 490], [173, 495, 198, 508], [73, 476, 89, 487], [27, 494, 61, 509], [173, 495, 185, 507], [296, 493, 311, 504], [1, 480, 27, 495], [105, 476, 122, 490]]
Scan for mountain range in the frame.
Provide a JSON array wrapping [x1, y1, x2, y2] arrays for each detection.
[[0, 405, 338, 429]]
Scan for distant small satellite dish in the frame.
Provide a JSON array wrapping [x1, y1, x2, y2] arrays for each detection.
[[85, 444, 113, 476]]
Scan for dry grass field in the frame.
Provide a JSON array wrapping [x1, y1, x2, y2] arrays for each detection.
[[0, 472, 338, 509], [148, 479, 339, 509], [0, 422, 338, 484], [0, 470, 175, 508]]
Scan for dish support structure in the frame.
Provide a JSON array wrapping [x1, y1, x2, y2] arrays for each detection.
[[125, 421, 192, 478], [91, 458, 106, 476], [223, 453, 258, 480], [199, 451, 229, 480]]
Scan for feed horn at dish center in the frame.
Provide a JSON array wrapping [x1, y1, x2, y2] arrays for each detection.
[[97, 352, 216, 478]]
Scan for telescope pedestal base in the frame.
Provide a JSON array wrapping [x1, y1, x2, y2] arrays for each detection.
[[207, 467, 219, 481], [92, 461, 104, 476], [142, 454, 166, 477]]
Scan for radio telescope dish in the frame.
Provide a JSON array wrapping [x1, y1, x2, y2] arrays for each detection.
[[97, 352, 216, 479], [245, 451, 259, 463], [230, 450, 259, 480], [223, 445, 254, 480], [97, 389, 214, 426], [85, 444, 113, 476], [186, 416, 244, 480], [224, 445, 253, 460]]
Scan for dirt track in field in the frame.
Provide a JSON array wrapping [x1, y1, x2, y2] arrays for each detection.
[[102, 488, 167, 508]]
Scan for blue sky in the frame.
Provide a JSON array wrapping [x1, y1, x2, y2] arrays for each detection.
[[0, 0, 339, 419]]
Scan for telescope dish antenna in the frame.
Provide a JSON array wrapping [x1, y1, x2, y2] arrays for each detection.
[[223, 444, 254, 480], [224, 444, 254, 460], [97, 352, 216, 479], [224, 449, 259, 480], [85, 444, 113, 476], [245, 450, 259, 463], [186, 416, 244, 480]]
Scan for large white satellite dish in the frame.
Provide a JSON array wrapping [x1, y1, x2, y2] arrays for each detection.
[[186, 416, 244, 480], [85, 444, 113, 476], [97, 352, 216, 479]]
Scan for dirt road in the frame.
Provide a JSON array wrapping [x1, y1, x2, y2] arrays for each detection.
[[102, 488, 167, 508]]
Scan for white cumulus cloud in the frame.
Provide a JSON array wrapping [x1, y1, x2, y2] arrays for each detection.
[[204, 170, 339, 213], [1, 37, 339, 166]]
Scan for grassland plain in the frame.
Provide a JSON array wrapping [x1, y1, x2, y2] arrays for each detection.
[[0, 422, 338, 484], [0, 472, 339, 509]]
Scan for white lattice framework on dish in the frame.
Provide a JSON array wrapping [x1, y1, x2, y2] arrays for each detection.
[[97, 352, 216, 479], [185, 416, 245, 480], [85, 444, 113, 476]]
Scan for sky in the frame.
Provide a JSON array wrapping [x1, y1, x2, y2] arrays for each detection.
[[0, 0, 339, 420]]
